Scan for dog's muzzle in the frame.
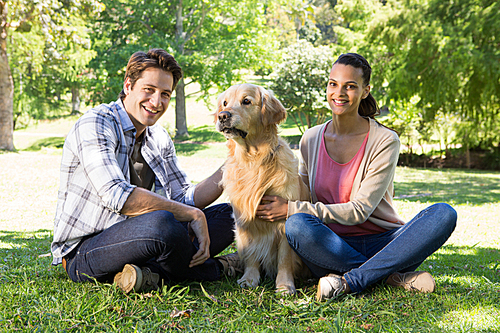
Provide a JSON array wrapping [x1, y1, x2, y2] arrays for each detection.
[[217, 111, 248, 139]]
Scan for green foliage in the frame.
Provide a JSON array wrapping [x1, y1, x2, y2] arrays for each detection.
[[298, 19, 322, 44], [269, 40, 338, 133], [382, 96, 423, 152], [483, 149, 500, 171], [313, 1, 342, 46], [333, 0, 381, 52], [6, 0, 101, 128], [5, 0, 500, 156], [87, 0, 278, 106], [365, 0, 500, 151]]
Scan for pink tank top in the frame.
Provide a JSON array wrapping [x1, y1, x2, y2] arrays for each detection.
[[314, 126, 386, 236]]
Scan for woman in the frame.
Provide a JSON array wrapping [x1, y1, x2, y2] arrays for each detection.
[[256, 53, 457, 301]]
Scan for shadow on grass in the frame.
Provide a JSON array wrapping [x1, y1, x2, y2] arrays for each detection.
[[282, 134, 302, 146], [1, 230, 499, 332], [174, 125, 226, 143], [0, 229, 52, 246], [427, 244, 500, 281], [395, 168, 500, 205], [1, 230, 498, 284], [174, 143, 213, 156], [21, 137, 66, 151]]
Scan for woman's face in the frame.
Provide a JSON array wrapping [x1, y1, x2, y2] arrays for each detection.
[[326, 63, 370, 117]]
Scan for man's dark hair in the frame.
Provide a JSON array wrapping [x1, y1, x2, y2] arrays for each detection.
[[119, 48, 183, 99]]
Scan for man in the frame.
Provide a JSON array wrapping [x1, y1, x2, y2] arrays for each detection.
[[51, 49, 240, 293]]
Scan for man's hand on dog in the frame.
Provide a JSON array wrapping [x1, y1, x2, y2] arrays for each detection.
[[257, 195, 288, 222], [185, 209, 211, 267]]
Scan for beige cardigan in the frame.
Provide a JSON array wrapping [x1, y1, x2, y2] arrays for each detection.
[[288, 118, 405, 230]]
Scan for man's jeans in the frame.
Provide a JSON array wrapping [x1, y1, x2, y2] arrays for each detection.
[[64, 203, 234, 284], [286, 203, 457, 293]]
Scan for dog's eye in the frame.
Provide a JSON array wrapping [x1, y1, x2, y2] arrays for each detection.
[[223, 101, 227, 107], [242, 98, 251, 105]]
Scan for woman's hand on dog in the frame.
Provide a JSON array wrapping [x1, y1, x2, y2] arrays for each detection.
[[257, 195, 288, 222]]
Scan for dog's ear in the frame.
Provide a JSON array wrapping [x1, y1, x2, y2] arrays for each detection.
[[260, 88, 287, 127]]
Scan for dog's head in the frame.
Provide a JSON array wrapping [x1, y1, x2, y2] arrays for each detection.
[[215, 83, 286, 140]]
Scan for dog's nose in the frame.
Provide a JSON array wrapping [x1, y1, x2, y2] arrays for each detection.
[[218, 111, 231, 122]]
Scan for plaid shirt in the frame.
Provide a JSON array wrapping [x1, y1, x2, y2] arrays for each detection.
[[51, 99, 195, 265]]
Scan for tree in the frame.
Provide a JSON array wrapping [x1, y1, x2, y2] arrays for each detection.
[[313, 0, 342, 46], [365, 0, 500, 156], [283, 0, 316, 41], [9, 15, 96, 129], [270, 40, 338, 134], [0, 1, 15, 150], [88, 0, 277, 137], [0, 0, 101, 150], [382, 96, 423, 164]]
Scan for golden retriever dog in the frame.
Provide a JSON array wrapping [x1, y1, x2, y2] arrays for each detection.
[[215, 83, 309, 295]]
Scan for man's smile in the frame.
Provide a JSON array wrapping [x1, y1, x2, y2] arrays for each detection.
[[142, 104, 160, 114]]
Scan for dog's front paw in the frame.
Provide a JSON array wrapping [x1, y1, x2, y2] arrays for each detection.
[[276, 283, 296, 296], [237, 270, 260, 289]]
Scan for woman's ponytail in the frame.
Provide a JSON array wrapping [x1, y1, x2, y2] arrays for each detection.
[[358, 93, 380, 119]]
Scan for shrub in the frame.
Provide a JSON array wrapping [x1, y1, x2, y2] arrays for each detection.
[[269, 40, 338, 133]]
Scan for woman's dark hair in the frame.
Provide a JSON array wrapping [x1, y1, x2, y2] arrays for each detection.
[[119, 48, 183, 100], [333, 53, 379, 119]]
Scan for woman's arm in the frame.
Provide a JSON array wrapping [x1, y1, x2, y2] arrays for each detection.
[[288, 134, 400, 225]]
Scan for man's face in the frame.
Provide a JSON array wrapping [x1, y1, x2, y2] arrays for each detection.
[[122, 67, 174, 137]]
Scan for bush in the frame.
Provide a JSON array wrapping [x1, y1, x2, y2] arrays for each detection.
[[269, 40, 338, 134]]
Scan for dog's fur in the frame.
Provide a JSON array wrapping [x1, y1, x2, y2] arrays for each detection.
[[215, 83, 309, 294]]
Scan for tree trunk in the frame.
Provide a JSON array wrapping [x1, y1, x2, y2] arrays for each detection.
[[466, 143, 471, 169], [71, 85, 80, 114], [175, 77, 188, 137], [0, 2, 14, 151], [174, 0, 189, 138]]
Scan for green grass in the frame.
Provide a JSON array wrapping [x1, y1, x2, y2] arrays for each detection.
[[4, 116, 500, 332], [174, 125, 227, 144], [173, 125, 229, 159], [1, 167, 500, 332], [1, 231, 499, 332], [394, 167, 500, 205]]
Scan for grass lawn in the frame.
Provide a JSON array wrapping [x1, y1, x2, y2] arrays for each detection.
[[1, 116, 499, 332]]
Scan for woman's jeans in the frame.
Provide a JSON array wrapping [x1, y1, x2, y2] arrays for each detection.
[[286, 203, 457, 293], [64, 203, 234, 284]]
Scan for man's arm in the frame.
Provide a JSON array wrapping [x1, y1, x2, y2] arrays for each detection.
[[192, 165, 224, 209], [121, 188, 210, 267]]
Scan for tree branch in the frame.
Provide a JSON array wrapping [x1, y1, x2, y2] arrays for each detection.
[[129, 17, 156, 36], [183, 3, 210, 46], [7, 3, 37, 30], [288, 113, 305, 134]]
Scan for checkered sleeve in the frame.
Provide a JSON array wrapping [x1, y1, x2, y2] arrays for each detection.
[[74, 112, 135, 213]]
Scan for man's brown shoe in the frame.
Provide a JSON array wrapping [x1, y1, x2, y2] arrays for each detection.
[[216, 252, 244, 277], [386, 271, 435, 293], [114, 264, 160, 294]]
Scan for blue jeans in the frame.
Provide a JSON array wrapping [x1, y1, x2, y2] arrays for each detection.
[[286, 203, 457, 293], [64, 203, 234, 284]]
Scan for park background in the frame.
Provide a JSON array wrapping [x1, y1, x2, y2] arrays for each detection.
[[0, 0, 499, 332]]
